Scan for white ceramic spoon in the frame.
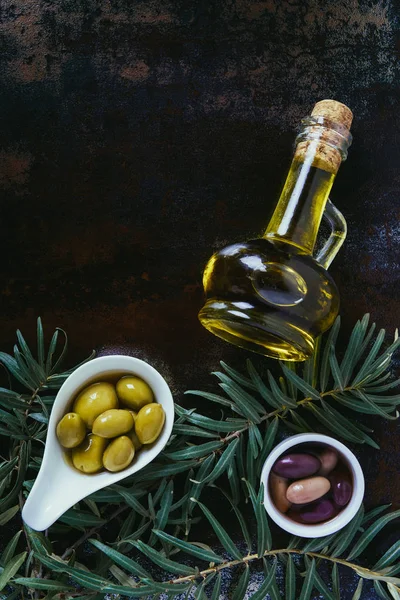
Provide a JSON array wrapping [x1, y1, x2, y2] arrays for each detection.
[[22, 355, 174, 531]]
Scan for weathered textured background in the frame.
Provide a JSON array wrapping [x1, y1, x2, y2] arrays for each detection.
[[1, 0, 399, 597]]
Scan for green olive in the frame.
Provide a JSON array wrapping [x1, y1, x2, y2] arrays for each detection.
[[135, 403, 165, 445], [116, 376, 154, 411], [56, 413, 86, 448], [72, 434, 108, 474], [129, 429, 143, 451], [103, 436, 135, 472], [73, 382, 118, 428], [92, 409, 134, 438]]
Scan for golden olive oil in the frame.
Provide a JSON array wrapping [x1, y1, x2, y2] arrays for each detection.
[[199, 100, 353, 360]]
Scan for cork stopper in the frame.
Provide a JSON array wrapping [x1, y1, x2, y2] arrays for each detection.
[[311, 99, 353, 131], [294, 99, 353, 174]]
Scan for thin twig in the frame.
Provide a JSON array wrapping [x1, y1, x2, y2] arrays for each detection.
[[169, 548, 393, 585], [61, 505, 129, 560]]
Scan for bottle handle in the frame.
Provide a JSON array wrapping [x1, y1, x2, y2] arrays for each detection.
[[314, 199, 347, 270]]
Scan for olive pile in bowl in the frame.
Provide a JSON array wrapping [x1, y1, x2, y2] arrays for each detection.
[[269, 442, 352, 524], [56, 376, 166, 474]]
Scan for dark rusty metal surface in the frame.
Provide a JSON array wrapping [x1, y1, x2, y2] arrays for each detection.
[[1, 0, 399, 597]]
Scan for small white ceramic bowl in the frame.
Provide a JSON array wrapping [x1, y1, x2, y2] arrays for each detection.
[[261, 433, 365, 538], [22, 355, 174, 531]]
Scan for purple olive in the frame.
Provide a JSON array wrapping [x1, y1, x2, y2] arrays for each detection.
[[272, 453, 321, 479], [329, 471, 352, 506], [299, 499, 337, 524]]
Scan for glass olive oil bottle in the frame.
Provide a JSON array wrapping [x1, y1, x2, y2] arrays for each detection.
[[199, 100, 353, 361]]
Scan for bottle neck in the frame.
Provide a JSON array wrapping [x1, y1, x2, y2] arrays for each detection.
[[264, 116, 352, 254]]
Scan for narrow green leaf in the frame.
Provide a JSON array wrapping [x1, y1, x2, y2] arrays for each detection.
[[184, 390, 235, 410], [363, 504, 391, 524], [348, 509, 400, 560], [152, 530, 223, 563], [203, 438, 239, 484], [37, 317, 45, 370], [179, 411, 247, 433], [303, 335, 321, 387], [246, 360, 281, 408], [312, 566, 336, 600], [329, 350, 344, 391], [0, 552, 27, 592], [353, 328, 386, 385], [352, 579, 366, 600], [25, 526, 53, 556], [136, 460, 198, 481], [172, 424, 218, 438], [267, 371, 297, 408], [192, 500, 242, 560], [248, 559, 276, 600], [116, 489, 149, 517], [48, 328, 69, 375], [284, 362, 298, 399], [121, 522, 150, 545], [375, 541, 400, 570], [246, 436, 256, 489], [220, 361, 257, 390], [331, 505, 364, 557], [0, 390, 26, 410], [89, 539, 151, 579], [332, 392, 394, 416], [320, 399, 379, 447], [16, 330, 46, 381], [257, 417, 279, 469], [228, 460, 240, 505], [288, 410, 314, 433], [188, 454, 215, 516], [263, 558, 281, 600], [320, 316, 341, 391], [354, 391, 399, 420], [281, 364, 321, 400], [286, 554, 296, 600], [1, 531, 22, 566], [0, 352, 35, 389], [232, 565, 250, 600], [306, 404, 365, 444], [374, 580, 393, 600], [214, 372, 266, 415], [366, 379, 400, 393], [353, 567, 400, 585], [131, 540, 197, 576], [218, 489, 252, 553], [248, 424, 259, 459], [302, 532, 338, 553], [0, 505, 19, 526], [245, 481, 271, 555], [0, 457, 18, 481], [13, 347, 41, 389], [340, 320, 363, 385], [210, 573, 221, 600], [13, 578, 73, 591], [219, 382, 263, 423], [0, 441, 29, 512], [155, 480, 174, 531], [166, 441, 223, 461], [351, 578, 363, 600], [59, 509, 106, 529], [332, 563, 340, 600], [299, 557, 316, 600]]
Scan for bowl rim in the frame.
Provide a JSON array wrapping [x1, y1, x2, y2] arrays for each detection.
[[260, 433, 365, 538]]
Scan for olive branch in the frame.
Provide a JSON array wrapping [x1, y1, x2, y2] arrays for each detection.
[[0, 315, 399, 599]]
